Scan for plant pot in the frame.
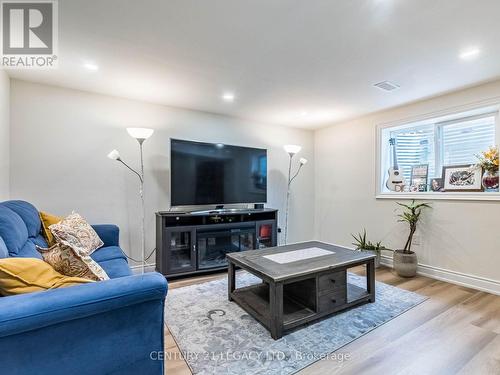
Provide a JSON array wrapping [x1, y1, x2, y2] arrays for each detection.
[[361, 249, 381, 268], [393, 250, 417, 277]]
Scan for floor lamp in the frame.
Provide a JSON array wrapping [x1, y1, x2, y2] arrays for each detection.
[[107, 127, 154, 273], [283, 144, 308, 245]]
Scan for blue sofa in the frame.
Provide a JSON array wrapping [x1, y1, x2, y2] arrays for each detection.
[[0, 200, 168, 375]]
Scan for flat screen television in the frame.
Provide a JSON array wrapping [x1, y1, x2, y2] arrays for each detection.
[[170, 139, 267, 206]]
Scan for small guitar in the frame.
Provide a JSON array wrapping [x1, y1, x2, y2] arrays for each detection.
[[386, 138, 406, 191]]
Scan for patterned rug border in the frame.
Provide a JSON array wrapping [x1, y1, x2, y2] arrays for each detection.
[[165, 272, 428, 375]]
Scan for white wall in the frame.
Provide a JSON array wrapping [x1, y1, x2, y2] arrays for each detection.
[[10, 80, 315, 265], [315, 79, 500, 292], [12, 76, 499, 291], [0, 71, 9, 200]]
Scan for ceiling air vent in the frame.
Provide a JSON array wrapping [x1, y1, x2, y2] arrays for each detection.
[[374, 81, 400, 92]]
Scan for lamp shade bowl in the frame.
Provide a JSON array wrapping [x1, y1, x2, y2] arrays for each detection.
[[126, 128, 154, 140], [283, 144, 302, 155]]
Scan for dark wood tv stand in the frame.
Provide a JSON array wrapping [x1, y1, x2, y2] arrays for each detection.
[[155, 208, 278, 278]]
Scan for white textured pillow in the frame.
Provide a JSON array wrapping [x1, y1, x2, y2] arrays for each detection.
[[49, 212, 103, 256]]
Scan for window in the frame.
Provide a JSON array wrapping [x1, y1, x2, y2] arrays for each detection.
[[379, 107, 498, 195], [440, 116, 495, 167], [389, 124, 436, 184]]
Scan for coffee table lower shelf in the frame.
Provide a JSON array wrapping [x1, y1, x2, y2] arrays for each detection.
[[230, 282, 371, 334]]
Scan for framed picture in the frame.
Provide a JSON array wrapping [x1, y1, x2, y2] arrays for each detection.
[[442, 165, 483, 192], [430, 178, 444, 192], [410, 164, 429, 192]]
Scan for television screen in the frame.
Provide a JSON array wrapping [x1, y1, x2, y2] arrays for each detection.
[[170, 139, 267, 206]]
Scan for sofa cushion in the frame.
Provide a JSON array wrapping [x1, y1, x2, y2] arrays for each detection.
[[31, 234, 48, 248], [38, 243, 109, 281], [97, 258, 132, 279], [90, 246, 127, 263], [1, 201, 41, 238], [0, 258, 92, 296], [0, 238, 8, 259], [39, 211, 62, 246], [17, 242, 43, 259], [0, 202, 47, 259], [50, 212, 103, 255], [0, 206, 29, 256]]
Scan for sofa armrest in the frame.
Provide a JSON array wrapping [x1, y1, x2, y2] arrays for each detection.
[[0, 272, 167, 338], [92, 224, 120, 247]]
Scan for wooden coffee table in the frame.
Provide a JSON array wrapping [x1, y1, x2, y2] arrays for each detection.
[[226, 241, 375, 339]]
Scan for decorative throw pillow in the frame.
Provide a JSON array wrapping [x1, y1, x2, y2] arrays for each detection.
[[0, 258, 93, 296], [39, 211, 63, 246], [49, 212, 103, 256], [37, 243, 109, 281]]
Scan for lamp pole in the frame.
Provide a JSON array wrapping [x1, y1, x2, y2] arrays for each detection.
[[283, 145, 307, 245], [138, 139, 146, 274], [284, 152, 294, 245], [108, 128, 153, 274]]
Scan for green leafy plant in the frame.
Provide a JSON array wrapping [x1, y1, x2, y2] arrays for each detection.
[[396, 200, 431, 253], [351, 229, 386, 255]]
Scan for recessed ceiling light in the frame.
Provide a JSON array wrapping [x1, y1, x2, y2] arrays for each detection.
[[222, 92, 235, 102], [83, 62, 99, 71], [459, 47, 480, 60]]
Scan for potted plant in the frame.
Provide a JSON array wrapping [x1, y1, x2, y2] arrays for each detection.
[[394, 200, 431, 277], [351, 229, 386, 268], [476, 146, 499, 192]]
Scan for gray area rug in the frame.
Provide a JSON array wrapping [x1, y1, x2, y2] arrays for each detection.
[[165, 272, 426, 375]]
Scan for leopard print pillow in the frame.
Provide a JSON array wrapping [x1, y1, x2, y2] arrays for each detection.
[[49, 212, 103, 256], [37, 243, 109, 281]]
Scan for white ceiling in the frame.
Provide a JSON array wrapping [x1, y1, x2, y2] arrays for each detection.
[[7, 0, 500, 129]]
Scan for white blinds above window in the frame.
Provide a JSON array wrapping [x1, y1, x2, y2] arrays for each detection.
[[441, 115, 496, 167], [391, 124, 436, 182]]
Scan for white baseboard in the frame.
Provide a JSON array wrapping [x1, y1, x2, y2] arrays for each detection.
[[380, 255, 500, 296], [129, 253, 500, 296], [130, 263, 156, 274]]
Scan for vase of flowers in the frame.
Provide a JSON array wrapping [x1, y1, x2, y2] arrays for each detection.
[[476, 146, 499, 192]]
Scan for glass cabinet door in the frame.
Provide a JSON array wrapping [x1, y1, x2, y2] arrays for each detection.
[[166, 229, 196, 274], [234, 230, 255, 252], [197, 227, 255, 270], [256, 220, 276, 249]]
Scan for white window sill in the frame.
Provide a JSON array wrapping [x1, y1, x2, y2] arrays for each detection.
[[376, 192, 500, 201]]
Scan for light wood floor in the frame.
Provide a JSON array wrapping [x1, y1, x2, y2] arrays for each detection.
[[164, 266, 500, 375]]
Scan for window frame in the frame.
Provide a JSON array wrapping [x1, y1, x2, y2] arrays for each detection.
[[376, 100, 500, 201]]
